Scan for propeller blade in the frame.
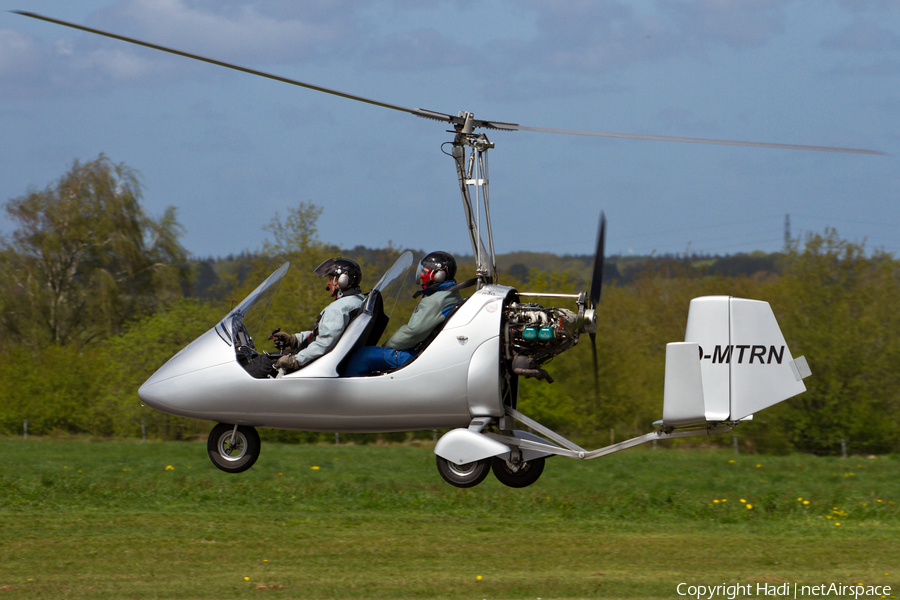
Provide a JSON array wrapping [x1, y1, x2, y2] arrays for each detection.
[[14, 11, 886, 155], [590, 332, 598, 403], [589, 212, 606, 309]]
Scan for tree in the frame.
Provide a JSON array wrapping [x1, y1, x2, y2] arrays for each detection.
[[0, 155, 189, 346], [750, 231, 900, 454]]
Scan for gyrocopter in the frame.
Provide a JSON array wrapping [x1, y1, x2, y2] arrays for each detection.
[[15, 11, 881, 488]]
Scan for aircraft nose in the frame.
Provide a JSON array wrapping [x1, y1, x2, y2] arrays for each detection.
[[138, 325, 235, 413], [138, 377, 169, 412]]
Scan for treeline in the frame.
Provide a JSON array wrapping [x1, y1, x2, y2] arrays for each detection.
[[185, 245, 783, 302], [2, 156, 898, 455]]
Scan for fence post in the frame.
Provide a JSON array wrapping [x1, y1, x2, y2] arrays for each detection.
[[841, 439, 847, 459], [335, 432, 340, 444], [733, 434, 739, 455], [610, 428, 615, 445], [652, 438, 657, 452], [141, 419, 147, 442], [24, 419, 28, 440]]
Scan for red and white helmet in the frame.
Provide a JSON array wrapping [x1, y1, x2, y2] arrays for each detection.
[[417, 251, 457, 289]]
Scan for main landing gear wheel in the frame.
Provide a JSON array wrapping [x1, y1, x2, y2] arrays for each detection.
[[435, 456, 491, 488], [491, 456, 545, 488], [207, 423, 261, 473]]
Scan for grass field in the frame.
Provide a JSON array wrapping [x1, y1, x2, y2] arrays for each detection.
[[1, 437, 898, 599]]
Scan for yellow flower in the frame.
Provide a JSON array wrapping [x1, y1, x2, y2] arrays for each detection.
[[756, 464, 762, 467], [476, 576, 483, 581], [797, 497, 803, 501], [244, 576, 250, 581], [740, 499, 747, 503], [165, 465, 175, 471], [746, 504, 753, 509], [835, 522, 841, 526], [713, 499, 720, 503], [721, 499, 727, 502], [310, 466, 320, 470], [728, 460, 736, 464], [803, 500, 810, 505]]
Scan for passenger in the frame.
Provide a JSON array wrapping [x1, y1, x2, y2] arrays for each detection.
[[272, 257, 365, 373], [345, 251, 462, 376]]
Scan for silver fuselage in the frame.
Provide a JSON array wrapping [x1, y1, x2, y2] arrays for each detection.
[[138, 285, 514, 432]]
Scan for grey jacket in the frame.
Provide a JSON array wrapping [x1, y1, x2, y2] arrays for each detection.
[[294, 290, 365, 367], [384, 287, 463, 350]]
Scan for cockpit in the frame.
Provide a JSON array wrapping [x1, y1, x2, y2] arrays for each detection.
[[221, 252, 416, 379]]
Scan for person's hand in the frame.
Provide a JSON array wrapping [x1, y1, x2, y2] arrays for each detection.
[[272, 331, 298, 351], [275, 354, 299, 373]]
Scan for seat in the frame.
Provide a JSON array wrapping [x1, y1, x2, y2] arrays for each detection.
[[290, 290, 388, 378], [372, 300, 466, 376]]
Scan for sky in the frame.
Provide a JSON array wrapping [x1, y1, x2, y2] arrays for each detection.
[[1, 0, 898, 261]]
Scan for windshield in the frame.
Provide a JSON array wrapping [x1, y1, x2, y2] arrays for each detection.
[[221, 262, 290, 348], [375, 251, 414, 319]]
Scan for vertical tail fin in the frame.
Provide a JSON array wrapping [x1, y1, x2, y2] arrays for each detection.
[[660, 296, 811, 427]]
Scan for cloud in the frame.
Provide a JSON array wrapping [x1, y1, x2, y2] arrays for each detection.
[[1, 0, 365, 99], [836, 0, 900, 15], [820, 21, 900, 53], [658, 0, 788, 50], [362, 28, 478, 71], [93, 0, 348, 64], [824, 59, 900, 78], [484, 0, 790, 78], [0, 28, 41, 76]]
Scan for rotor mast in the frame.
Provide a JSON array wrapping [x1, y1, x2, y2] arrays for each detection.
[[451, 113, 498, 288]]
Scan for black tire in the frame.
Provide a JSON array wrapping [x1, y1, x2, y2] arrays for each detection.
[[207, 423, 261, 473], [491, 456, 545, 488], [435, 455, 491, 488]]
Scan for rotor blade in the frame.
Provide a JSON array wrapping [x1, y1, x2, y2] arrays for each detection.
[[512, 125, 886, 156], [589, 212, 606, 309], [15, 11, 886, 154], [12, 11, 456, 125]]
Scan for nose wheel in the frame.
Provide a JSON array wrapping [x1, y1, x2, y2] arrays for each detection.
[[207, 423, 261, 473]]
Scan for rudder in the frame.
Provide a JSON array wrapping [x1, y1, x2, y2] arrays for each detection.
[[660, 296, 811, 427]]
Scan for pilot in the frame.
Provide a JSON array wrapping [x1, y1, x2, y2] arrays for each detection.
[[273, 257, 365, 373], [344, 251, 463, 376]]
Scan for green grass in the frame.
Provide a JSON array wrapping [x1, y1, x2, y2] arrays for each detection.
[[1, 438, 899, 599]]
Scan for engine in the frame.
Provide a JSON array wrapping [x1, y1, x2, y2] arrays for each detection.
[[502, 301, 581, 383]]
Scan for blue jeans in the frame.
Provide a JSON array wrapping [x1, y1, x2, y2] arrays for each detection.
[[345, 346, 416, 377]]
